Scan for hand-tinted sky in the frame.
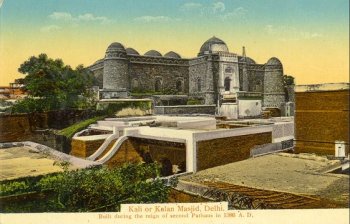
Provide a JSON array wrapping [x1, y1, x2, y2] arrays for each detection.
[[0, 0, 349, 85]]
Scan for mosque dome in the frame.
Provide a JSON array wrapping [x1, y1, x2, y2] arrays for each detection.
[[239, 57, 256, 64], [126, 48, 140, 55], [106, 42, 126, 52], [199, 36, 229, 55], [164, 51, 181, 59], [144, 50, 162, 57], [266, 57, 282, 66]]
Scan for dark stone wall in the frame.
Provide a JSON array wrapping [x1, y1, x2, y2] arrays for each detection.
[[154, 105, 216, 115], [129, 62, 189, 94], [295, 90, 349, 155], [103, 59, 129, 90], [210, 59, 220, 104], [88, 51, 289, 108], [263, 65, 285, 108], [189, 59, 207, 99], [247, 69, 264, 92]]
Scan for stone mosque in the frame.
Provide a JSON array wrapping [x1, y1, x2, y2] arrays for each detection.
[[88, 36, 291, 117]]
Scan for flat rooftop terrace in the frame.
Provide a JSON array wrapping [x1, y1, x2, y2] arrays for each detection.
[[180, 153, 349, 207]]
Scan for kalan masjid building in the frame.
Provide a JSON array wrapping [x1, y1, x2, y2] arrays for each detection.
[[88, 37, 293, 118]]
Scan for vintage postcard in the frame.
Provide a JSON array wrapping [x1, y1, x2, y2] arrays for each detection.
[[0, 0, 349, 223]]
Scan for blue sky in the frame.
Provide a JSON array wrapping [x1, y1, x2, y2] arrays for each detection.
[[0, 0, 349, 85]]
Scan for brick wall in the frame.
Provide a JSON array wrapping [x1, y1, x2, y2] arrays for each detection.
[[70, 136, 186, 171], [196, 132, 272, 171], [70, 138, 105, 158], [105, 139, 143, 168], [295, 90, 349, 155], [104, 137, 186, 170], [0, 114, 32, 142]]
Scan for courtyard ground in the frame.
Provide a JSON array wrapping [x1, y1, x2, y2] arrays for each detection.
[[0, 144, 99, 181]]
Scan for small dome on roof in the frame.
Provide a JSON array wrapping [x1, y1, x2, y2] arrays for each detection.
[[199, 36, 229, 55], [239, 57, 256, 64], [106, 42, 126, 52], [126, 48, 140, 55], [144, 50, 162, 57], [266, 57, 282, 66], [164, 51, 181, 59]]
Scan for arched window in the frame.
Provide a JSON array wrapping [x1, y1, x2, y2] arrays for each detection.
[[176, 80, 183, 92], [197, 78, 201, 92], [255, 80, 262, 92], [224, 77, 231, 91], [132, 78, 139, 89], [155, 79, 162, 92]]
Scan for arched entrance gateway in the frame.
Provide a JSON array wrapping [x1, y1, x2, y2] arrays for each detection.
[[155, 79, 162, 92], [176, 80, 183, 93], [224, 77, 231, 91]]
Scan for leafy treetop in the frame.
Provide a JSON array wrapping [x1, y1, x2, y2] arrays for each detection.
[[12, 53, 96, 112]]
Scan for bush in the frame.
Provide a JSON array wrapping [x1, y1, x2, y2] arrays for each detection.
[[0, 163, 174, 212], [0, 181, 31, 196], [97, 101, 152, 116], [57, 115, 105, 139]]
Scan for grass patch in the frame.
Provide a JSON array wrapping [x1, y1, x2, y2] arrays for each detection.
[[57, 115, 105, 139], [187, 99, 203, 105]]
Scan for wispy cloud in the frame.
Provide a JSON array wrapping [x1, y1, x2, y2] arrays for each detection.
[[220, 7, 248, 20], [40, 25, 61, 33], [0, 0, 4, 8], [265, 25, 323, 41], [212, 2, 225, 13], [201, 1, 226, 14], [180, 2, 203, 11], [49, 12, 111, 24], [77, 13, 110, 24], [180, 1, 246, 20], [49, 12, 73, 21], [134, 16, 179, 23]]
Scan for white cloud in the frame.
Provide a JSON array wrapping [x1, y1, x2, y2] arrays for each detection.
[[49, 12, 73, 21], [181, 2, 203, 11], [78, 13, 110, 24], [40, 25, 61, 33], [212, 2, 225, 13], [0, 0, 4, 8], [134, 16, 178, 23], [220, 7, 247, 20], [48, 12, 111, 24], [265, 25, 323, 41]]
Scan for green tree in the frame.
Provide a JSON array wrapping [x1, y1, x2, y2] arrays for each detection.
[[12, 53, 96, 113]]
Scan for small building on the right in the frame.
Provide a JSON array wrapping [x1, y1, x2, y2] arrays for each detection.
[[294, 82, 349, 156]]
